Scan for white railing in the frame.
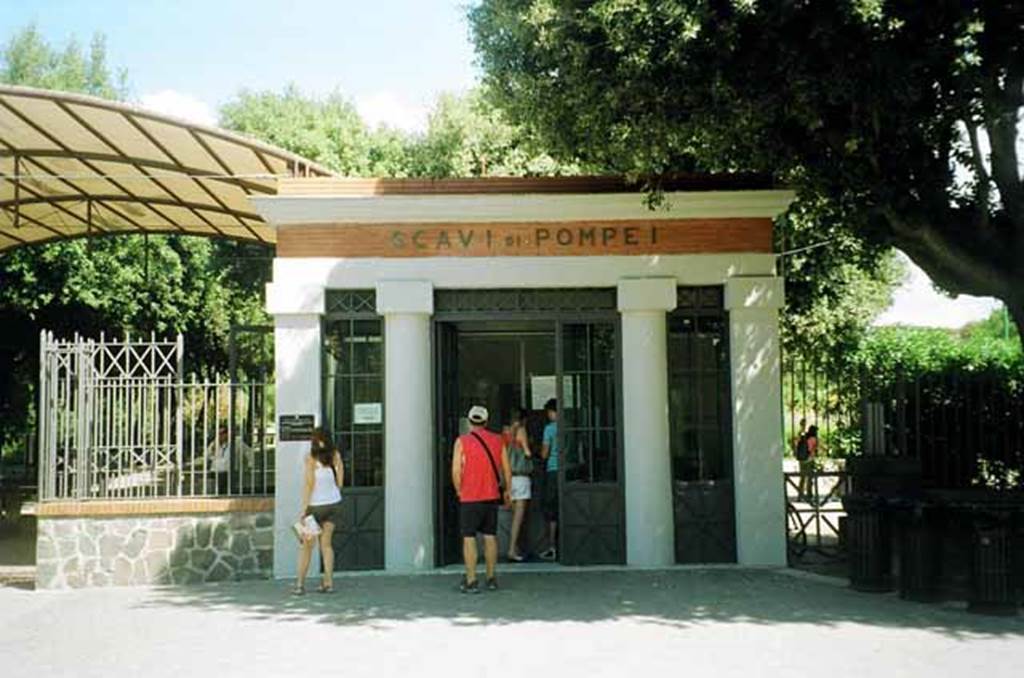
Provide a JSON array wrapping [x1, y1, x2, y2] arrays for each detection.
[[38, 332, 274, 501]]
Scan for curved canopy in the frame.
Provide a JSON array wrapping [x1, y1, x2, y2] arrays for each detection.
[[0, 85, 333, 252]]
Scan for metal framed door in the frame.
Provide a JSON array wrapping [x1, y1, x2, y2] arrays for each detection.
[[434, 321, 462, 566], [668, 286, 736, 563], [323, 293, 385, 570], [557, 320, 625, 565]]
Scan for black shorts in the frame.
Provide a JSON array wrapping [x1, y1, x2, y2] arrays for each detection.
[[460, 501, 499, 537], [542, 470, 559, 522], [305, 501, 342, 527]]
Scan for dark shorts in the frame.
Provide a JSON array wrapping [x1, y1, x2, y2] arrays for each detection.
[[460, 500, 498, 537], [305, 501, 342, 527], [542, 470, 559, 522]]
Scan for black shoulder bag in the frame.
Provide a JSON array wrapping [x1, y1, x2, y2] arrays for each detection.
[[469, 431, 505, 500]]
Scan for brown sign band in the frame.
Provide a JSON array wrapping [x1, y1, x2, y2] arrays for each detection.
[[276, 218, 772, 258]]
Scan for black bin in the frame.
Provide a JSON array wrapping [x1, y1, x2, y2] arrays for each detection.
[[897, 500, 943, 603], [843, 493, 892, 593], [968, 508, 1018, 616]]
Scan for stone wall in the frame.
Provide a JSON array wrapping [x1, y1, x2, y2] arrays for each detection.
[[36, 512, 273, 589]]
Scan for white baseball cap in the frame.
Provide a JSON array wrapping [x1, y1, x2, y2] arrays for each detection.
[[467, 405, 489, 424]]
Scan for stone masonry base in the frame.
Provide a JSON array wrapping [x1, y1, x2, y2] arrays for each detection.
[[36, 512, 273, 589]]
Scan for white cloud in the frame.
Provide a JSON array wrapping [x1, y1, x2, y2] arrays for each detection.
[[355, 91, 429, 133], [139, 90, 217, 127], [874, 252, 1002, 329]]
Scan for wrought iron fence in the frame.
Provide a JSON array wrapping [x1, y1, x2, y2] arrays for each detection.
[[38, 332, 274, 501], [785, 469, 850, 562]]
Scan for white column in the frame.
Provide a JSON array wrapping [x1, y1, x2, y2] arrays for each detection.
[[377, 280, 434, 571], [725, 276, 787, 566], [618, 278, 677, 567], [266, 283, 324, 579]]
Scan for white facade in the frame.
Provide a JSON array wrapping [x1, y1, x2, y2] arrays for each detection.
[[260, 188, 791, 574]]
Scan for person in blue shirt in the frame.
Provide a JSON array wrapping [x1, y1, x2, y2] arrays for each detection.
[[539, 398, 559, 560]]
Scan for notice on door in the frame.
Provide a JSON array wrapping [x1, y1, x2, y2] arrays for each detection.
[[530, 376, 574, 409], [353, 402, 383, 425]]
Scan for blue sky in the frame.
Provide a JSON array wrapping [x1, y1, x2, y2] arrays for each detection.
[[0, 1, 1005, 327], [0, 0, 478, 129]]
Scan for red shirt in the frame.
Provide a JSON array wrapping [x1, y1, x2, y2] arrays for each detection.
[[458, 428, 503, 503]]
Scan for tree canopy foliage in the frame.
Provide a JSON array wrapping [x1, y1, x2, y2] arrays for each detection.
[[469, 0, 1024, 334]]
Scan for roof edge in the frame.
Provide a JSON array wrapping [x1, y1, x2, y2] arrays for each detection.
[[276, 173, 781, 197]]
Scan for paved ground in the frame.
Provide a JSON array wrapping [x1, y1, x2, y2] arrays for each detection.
[[1, 568, 1022, 678]]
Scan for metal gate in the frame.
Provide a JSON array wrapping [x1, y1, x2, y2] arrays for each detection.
[[322, 290, 386, 570], [668, 286, 737, 563], [558, 320, 625, 565], [37, 331, 273, 500], [433, 289, 625, 566]]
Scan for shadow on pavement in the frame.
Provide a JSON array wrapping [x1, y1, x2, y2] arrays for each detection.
[[134, 568, 1024, 638]]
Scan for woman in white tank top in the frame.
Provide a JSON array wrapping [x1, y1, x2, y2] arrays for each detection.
[[294, 428, 344, 594]]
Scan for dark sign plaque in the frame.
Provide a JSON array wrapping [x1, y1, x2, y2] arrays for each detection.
[[278, 414, 315, 442]]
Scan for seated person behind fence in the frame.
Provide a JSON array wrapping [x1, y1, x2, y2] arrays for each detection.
[[205, 426, 253, 494]]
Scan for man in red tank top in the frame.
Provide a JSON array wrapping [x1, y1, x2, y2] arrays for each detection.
[[451, 405, 511, 593]]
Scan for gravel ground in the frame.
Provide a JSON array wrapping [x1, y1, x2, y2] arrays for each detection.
[[1, 568, 1022, 678]]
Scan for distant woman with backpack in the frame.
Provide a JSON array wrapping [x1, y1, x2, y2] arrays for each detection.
[[795, 424, 819, 503], [503, 408, 534, 562], [294, 428, 344, 595]]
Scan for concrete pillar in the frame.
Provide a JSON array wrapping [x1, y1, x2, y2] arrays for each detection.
[[266, 283, 324, 579], [725, 276, 787, 566], [376, 280, 434, 571], [618, 278, 677, 567]]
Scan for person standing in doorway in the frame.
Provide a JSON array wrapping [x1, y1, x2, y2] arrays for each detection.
[[294, 428, 343, 595], [504, 408, 534, 562], [539, 398, 559, 561], [452, 405, 511, 593]]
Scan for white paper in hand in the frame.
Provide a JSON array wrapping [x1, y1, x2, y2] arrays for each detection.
[[291, 514, 322, 541]]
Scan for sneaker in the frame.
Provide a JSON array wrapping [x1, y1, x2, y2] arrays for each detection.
[[486, 577, 499, 591], [508, 552, 525, 563], [539, 548, 557, 561], [460, 578, 480, 594]]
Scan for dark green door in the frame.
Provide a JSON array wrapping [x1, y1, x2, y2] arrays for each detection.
[[323, 312, 385, 570], [435, 322, 462, 566], [668, 287, 736, 563], [558, 320, 625, 565]]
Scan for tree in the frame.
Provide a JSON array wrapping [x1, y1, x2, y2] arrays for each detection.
[[219, 86, 578, 178], [219, 86, 406, 176], [469, 1, 1024, 335], [407, 90, 581, 177], [0, 24, 127, 98]]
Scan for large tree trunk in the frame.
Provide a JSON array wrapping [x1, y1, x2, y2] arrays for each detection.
[[888, 210, 1024, 340]]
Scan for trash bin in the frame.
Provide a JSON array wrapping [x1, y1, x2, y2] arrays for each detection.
[[967, 508, 1018, 616], [843, 492, 892, 593], [897, 499, 943, 603]]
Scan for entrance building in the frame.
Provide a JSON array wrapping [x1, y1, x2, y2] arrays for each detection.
[[256, 176, 794, 576]]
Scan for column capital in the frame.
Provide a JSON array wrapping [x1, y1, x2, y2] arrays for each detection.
[[376, 280, 434, 315], [724, 276, 784, 312], [266, 283, 325, 316], [617, 277, 677, 313]]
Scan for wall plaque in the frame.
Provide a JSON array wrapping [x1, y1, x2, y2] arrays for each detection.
[[278, 414, 315, 442]]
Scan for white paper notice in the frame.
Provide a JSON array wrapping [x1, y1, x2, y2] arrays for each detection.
[[353, 402, 383, 425], [530, 376, 574, 409]]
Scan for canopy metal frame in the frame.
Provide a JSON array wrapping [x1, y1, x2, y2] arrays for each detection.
[[0, 85, 333, 252]]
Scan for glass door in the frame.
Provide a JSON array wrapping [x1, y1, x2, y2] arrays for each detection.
[[323, 316, 385, 569], [558, 320, 625, 565]]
